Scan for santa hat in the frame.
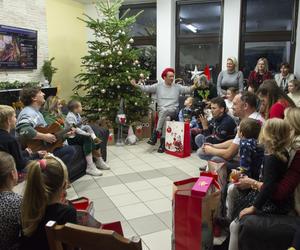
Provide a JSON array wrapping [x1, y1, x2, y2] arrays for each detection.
[[161, 67, 175, 79]]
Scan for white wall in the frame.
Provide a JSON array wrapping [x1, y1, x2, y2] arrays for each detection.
[[0, 0, 48, 83], [222, 0, 241, 70], [156, 0, 176, 78]]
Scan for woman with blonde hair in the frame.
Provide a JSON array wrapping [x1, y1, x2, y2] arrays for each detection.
[[229, 107, 300, 250], [247, 57, 272, 92], [42, 95, 64, 123], [217, 57, 244, 96], [0, 152, 21, 250], [288, 79, 300, 107], [20, 155, 77, 250]]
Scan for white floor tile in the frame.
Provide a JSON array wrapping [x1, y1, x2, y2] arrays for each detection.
[[112, 166, 134, 175], [135, 188, 165, 202], [145, 198, 172, 213], [126, 180, 154, 192], [142, 230, 172, 250], [102, 184, 131, 196], [118, 203, 153, 220], [147, 177, 173, 187], [109, 193, 140, 207]]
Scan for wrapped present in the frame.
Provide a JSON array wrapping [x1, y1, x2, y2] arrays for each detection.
[[191, 176, 214, 198]]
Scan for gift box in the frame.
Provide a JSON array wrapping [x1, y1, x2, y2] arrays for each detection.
[[191, 176, 214, 198]]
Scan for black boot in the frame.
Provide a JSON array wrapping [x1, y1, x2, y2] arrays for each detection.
[[157, 137, 165, 153], [147, 130, 159, 145]]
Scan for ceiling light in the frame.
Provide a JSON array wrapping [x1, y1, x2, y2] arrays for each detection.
[[186, 24, 197, 33]]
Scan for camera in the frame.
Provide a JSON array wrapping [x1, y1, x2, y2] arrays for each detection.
[[191, 100, 206, 117]]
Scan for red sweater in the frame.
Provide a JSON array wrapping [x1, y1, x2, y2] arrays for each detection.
[[273, 150, 300, 201], [248, 71, 272, 92], [269, 99, 290, 119]]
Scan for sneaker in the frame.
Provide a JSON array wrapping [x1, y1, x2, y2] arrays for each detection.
[[147, 131, 159, 145], [86, 164, 103, 176], [95, 159, 110, 170], [157, 138, 165, 153]]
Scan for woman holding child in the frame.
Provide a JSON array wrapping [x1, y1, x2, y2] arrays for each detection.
[[229, 107, 300, 250]]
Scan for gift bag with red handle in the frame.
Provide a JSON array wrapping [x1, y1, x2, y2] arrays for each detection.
[[172, 177, 221, 250]]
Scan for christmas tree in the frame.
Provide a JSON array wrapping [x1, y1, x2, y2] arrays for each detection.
[[74, 0, 151, 124]]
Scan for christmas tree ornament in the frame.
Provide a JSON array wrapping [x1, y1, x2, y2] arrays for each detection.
[[121, 31, 125, 35], [109, 64, 113, 68], [117, 85, 120, 89], [101, 89, 106, 93], [134, 60, 139, 64], [98, 108, 102, 111], [129, 38, 134, 43], [126, 44, 131, 49], [100, 64, 104, 68], [117, 51, 122, 56], [190, 65, 203, 80], [119, 62, 123, 65], [139, 73, 144, 78], [134, 102, 138, 106], [100, 52, 106, 57], [128, 76, 131, 79]]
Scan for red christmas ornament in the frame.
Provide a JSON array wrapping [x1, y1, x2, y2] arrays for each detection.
[[166, 126, 172, 133]]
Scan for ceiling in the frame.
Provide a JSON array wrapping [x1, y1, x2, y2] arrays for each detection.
[[73, 0, 155, 4]]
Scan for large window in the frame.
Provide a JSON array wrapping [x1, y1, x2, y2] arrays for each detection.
[[176, 0, 223, 85], [120, 3, 157, 80], [240, 0, 298, 78]]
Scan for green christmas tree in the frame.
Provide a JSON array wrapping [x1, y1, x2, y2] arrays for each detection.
[[74, 0, 151, 124]]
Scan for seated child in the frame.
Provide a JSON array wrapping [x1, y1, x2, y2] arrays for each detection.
[[65, 100, 101, 144], [178, 97, 198, 128], [20, 155, 77, 250], [0, 152, 22, 250], [225, 87, 237, 116], [226, 118, 263, 220], [0, 105, 46, 172]]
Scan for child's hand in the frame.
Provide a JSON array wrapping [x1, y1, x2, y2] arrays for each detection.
[[239, 206, 256, 219], [230, 169, 241, 183]]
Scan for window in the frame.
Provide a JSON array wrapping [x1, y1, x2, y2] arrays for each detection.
[[176, 0, 223, 85], [120, 3, 157, 80], [240, 0, 298, 78]]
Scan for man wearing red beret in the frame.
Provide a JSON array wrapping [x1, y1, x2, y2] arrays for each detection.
[[131, 67, 199, 152]]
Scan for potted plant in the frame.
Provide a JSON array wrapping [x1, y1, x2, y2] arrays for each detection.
[[42, 57, 58, 85]]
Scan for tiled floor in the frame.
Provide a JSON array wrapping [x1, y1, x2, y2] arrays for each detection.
[[67, 140, 207, 250]]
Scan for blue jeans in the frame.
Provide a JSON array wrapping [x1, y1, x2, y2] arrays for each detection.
[[53, 145, 76, 167], [195, 134, 206, 148]]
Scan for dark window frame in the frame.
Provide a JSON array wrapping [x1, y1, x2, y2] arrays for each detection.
[[119, 3, 157, 46], [239, 0, 299, 74], [175, 0, 224, 81]]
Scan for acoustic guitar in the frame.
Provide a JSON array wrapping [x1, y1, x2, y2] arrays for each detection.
[[25, 119, 71, 153]]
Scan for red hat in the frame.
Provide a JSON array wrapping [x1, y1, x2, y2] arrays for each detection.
[[161, 67, 175, 79]]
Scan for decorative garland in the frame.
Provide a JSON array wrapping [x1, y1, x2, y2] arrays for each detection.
[[0, 81, 39, 90]]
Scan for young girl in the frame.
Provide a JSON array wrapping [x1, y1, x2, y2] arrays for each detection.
[[287, 79, 300, 107], [225, 87, 238, 119], [0, 152, 21, 250], [239, 118, 292, 218], [20, 155, 77, 250]]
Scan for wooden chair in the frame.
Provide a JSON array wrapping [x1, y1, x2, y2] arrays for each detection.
[[45, 221, 142, 250]]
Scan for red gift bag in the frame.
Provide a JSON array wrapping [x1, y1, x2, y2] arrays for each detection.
[[70, 197, 124, 236], [165, 121, 191, 158], [172, 178, 221, 250]]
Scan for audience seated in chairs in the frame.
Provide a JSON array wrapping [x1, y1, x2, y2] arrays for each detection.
[[228, 107, 300, 250], [288, 79, 300, 107], [197, 92, 264, 170], [275, 62, 295, 93]]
